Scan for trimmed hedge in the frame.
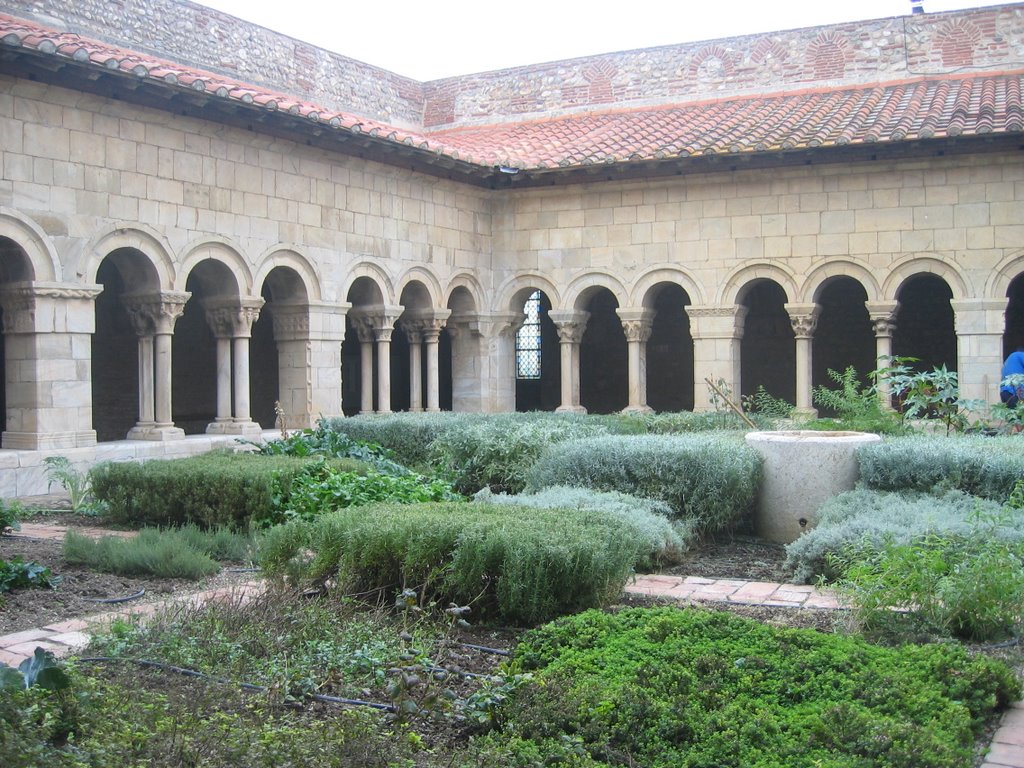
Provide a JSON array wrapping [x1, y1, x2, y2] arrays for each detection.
[[90, 452, 368, 528], [858, 435, 1024, 501], [321, 413, 460, 468], [258, 501, 645, 624], [525, 434, 761, 535], [783, 487, 1022, 584], [489, 606, 1020, 768], [475, 486, 686, 569]]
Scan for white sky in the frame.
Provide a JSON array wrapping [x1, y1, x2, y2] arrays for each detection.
[[196, 0, 1010, 80]]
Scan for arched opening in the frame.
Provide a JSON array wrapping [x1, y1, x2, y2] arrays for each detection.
[[91, 248, 160, 441], [1003, 273, 1024, 357], [580, 288, 628, 414], [811, 277, 874, 416], [0, 236, 38, 438], [740, 280, 795, 405], [893, 274, 956, 372], [173, 261, 237, 434], [644, 283, 694, 412], [342, 277, 386, 415], [253, 267, 308, 428], [515, 289, 559, 412]]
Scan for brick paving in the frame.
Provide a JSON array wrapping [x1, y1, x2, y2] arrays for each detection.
[[3, 522, 1022, 766]]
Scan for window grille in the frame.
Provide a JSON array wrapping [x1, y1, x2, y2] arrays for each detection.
[[516, 290, 542, 379]]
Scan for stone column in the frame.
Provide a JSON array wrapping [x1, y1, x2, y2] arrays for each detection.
[[422, 311, 450, 412], [616, 308, 654, 413], [270, 301, 348, 429], [549, 309, 589, 414], [400, 320, 424, 412], [688, 305, 747, 411], [203, 297, 264, 436], [122, 291, 189, 441], [0, 282, 103, 450], [785, 303, 821, 417], [866, 300, 899, 408], [951, 298, 1009, 404], [350, 315, 376, 414]]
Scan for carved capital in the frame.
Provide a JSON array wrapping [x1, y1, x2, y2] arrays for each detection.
[[616, 308, 654, 343], [0, 282, 103, 334], [866, 301, 900, 338], [549, 310, 590, 344], [270, 304, 312, 341], [122, 291, 191, 336], [784, 303, 821, 339], [203, 297, 265, 339]]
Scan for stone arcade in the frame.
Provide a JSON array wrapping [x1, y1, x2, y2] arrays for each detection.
[[1, 0, 1024, 490]]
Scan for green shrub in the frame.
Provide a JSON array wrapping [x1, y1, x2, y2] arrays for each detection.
[[258, 455, 461, 526], [495, 606, 1020, 768], [525, 434, 761, 535], [783, 487, 1023, 583], [63, 525, 254, 579], [89, 452, 367, 528], [833, 519, 1024, 641], [0, 499, 22, 535], [259, 501, 644, 624], [428, 415, 611, 494], [322, 412, 466, 468], [857, 435, 1024, 500], [631, 410, 754, 433], [250, 420, 411, 476], [475, 486, 686, 569]]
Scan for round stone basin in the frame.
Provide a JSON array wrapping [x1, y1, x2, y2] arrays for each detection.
[[744, 430, 881, 544]]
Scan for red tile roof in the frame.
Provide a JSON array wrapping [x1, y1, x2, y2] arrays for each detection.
[[2, 12, 1023, 175]]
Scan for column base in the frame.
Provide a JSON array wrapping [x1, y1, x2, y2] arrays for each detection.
[[1, 431, 98, 450], [127, 424, 186, 441], [621, 405, 654, 415], [792, 408, 819, 419], [206, 420, 264, 436], [555, 405, 588, 414]]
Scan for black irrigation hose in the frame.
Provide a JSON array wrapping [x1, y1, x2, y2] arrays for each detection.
[[457, 642, 511, 657], [224, 567, 262, 573], [77, 656, 396, 713], [85, 589, 146, 604], [980, 635, 1022, 650]]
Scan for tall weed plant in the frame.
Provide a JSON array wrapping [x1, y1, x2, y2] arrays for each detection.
[[525, 434, 761, 536]]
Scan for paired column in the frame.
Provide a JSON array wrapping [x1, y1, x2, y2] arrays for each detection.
[[548, 310, 589, 414], [122, 291, 190, 441], [203, 297, 265, 436], [616, 308, 654, 413], [0, 282, 103, 450], [688, 305, 747, 411], [400, 310, 452, 413], [349, 306, 402, 413], [866, 301, 899, 408], [784, 302, 821, 417]]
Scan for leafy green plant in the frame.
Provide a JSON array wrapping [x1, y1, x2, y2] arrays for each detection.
[[743, 384, 795, 419], [248, 419, 411, 476], [0, 557, 58, 593], [0, 498, 22, 535], [43, 456, 105, 516], [494, 606, 1020, 768], [258, 455, 461, 527], [810, 365, 906, 434], [831, 506, 1024, 641], [0, 647, 71, 692], [881, 357, 983, 435]]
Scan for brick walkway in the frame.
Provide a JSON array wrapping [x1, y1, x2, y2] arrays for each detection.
[[3, 522, 1022, 766]]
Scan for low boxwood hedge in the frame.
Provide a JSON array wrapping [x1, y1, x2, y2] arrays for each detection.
[[90, 452, 367, 528], [525, 433, 761, 536], [258, 501, 647, 625]]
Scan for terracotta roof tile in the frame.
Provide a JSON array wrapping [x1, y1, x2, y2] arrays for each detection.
[[2, 12, 1024, 174]]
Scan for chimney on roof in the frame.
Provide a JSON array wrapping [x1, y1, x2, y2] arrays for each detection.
[[910, 0, 925, 13]]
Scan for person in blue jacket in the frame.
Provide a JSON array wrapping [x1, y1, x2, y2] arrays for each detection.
[[1001, 346, 1024, 407]]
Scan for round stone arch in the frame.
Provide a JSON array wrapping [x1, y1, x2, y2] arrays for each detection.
[[177, 239, 253, 296], [85, 224, 176, 290], [342, 261, 396, 306], [396, 267, 443, 310], [564, 271, 628, 312], [253, 247, 322, 303], [985, 249, 1024, 300], [988, 250, 1024, 355], [718, 262, 798, 306], [802, 260, 881, 304], [496, 273, 561, 313], [629, 265, 706, 308], [444, 272, 485, 315], [0, 208, 60, 282], [881, 255, 968, 303]]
